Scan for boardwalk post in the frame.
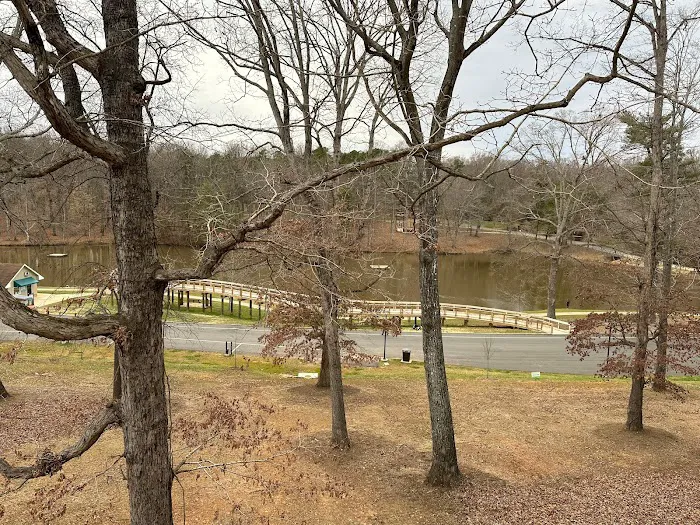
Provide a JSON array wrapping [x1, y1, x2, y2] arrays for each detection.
[[164, 278, 568, 334]]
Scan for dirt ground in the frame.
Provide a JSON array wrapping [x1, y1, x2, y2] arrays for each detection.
[[1, 344, 699, 524]]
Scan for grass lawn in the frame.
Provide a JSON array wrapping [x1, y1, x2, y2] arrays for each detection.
[[1, 343, 699, 524]]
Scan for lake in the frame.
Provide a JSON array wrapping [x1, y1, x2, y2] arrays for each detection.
[[0, 243, 639, 311]]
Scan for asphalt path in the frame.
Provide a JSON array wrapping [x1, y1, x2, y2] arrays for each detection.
[[0, 322, 600, 374], [164, 323, 598, 374]]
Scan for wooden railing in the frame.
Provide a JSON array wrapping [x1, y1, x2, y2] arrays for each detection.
[[167, 279, 570, 334]]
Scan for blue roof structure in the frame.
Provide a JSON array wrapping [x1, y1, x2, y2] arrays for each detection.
[[14, 276, 39, 287]]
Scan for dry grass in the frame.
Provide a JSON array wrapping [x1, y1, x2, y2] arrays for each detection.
[[1, 343, 700, 524]]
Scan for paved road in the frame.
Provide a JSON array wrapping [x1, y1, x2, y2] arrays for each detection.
[[0, 322, 599, 374], [163, 323, 599, 374]]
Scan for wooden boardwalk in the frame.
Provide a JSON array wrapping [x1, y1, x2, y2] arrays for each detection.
[[167, 279, 570, 334]]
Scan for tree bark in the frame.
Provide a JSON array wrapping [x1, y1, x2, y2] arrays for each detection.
[[418, 159, 460, 486], [112, 342, 122, 401], [628, 0, 667, 431], [653, 98, 680, 393], [317, 344, 331, 388], [0, 378, 9, 399], [101, 0, 173, 521], [546, 251, 561, 319], [316, 261, 349, 448], [626, 374, 645, 431], [653, 254, 670, 392]]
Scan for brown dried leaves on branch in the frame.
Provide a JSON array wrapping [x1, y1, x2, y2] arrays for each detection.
[[566, 311, 700, 396], [259, 301, 386, 366], [171, 392, 320, 518]]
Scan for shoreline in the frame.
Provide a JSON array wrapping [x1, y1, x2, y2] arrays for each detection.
[[0, 222, 615, 262]]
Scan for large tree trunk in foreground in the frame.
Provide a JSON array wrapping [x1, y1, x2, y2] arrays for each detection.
[[317, 345, 330, 388], [102, 1, 173, 522], [418, 160, 460, 486], [0, 378, 9, 399], [316, 262, 349, 448]]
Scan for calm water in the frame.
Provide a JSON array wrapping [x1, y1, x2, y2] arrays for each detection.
[[0, 243, 630, 311]]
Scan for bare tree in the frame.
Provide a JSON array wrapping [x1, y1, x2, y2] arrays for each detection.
[[604, 0, 700, 430], [653, 19, 700, 391], [0, 0, 174, 522], [0, 0, 641, 520], [176, 0, 375, 448], [0, 6, 424, 521], [513, 115, 614, 319], [330, 0, 639, 485]]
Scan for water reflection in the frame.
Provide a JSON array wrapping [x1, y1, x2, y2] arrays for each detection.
[[0, 243, 643, 311]]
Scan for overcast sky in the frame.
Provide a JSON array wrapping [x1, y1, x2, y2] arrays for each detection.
[[2, 0, 697, 158], [170, 0, 652, 159]]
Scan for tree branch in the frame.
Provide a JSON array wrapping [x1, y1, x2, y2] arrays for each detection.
[[0, 286, 120, 340], [24, 0, 101, 77], [0, 39, 126, 164], [155, 0, 639, 282], [0, 151, 86, 189], [0, 402, 120, 479]]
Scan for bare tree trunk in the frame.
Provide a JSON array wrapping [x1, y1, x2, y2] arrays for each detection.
[[627, 371, 646, 431], [628, 0, 667, 431], [546, 243, 562, 319], [110, 156, 172, 525], [102, 1, 173, 521], [419, 160, 460, 486], [316, 262, 349, 448], [113, 343, 122, 401], [627, 184, 657, 431], [0, 378, 9, 399], [653, 252, 670, 391], [368, 116, 377, 152], [317, 344, 330, 388], [654, 112, 679, 393]]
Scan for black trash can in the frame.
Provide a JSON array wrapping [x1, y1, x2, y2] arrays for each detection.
[[401, 349, 411, 363]]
